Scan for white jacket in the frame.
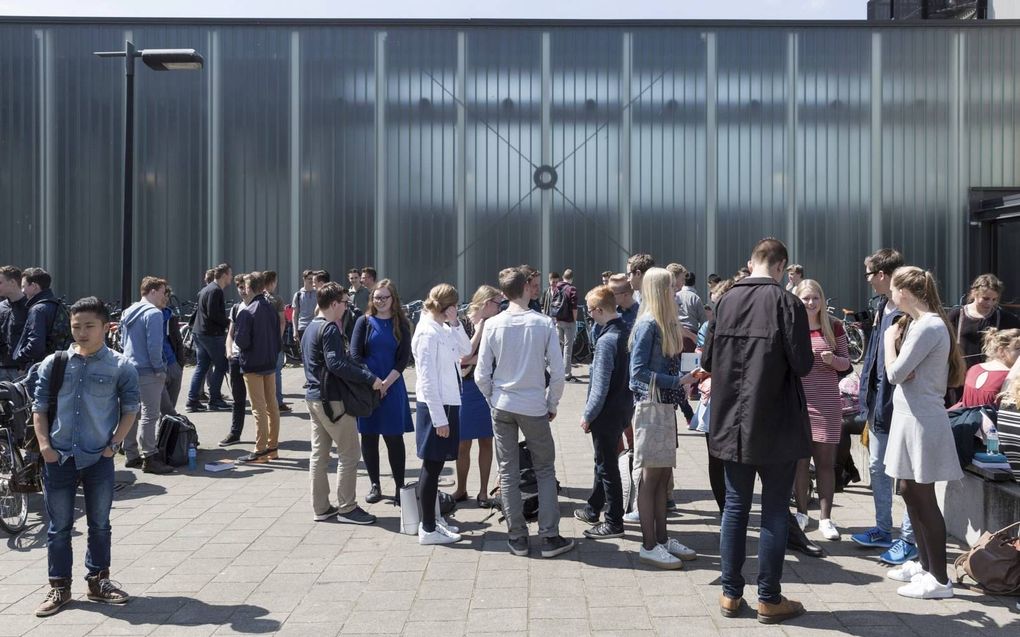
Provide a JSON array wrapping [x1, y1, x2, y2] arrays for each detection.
[[411, 313, 472, 427]]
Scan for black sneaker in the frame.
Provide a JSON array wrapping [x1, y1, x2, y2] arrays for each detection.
[[583, 522, 624, 539], [278, 403, 292, 412], [508, 536, 530, 557], [540, 535, 576, 558], [337, 506, 377, 525], [218, 435, 241, 447], [666, 499, 678, 511], [124, 457, 143, 469], [142, 456, 174, 475], [573, 508, 599, 525], [208, 399, 232, 411], [185, 401, 206, 413], [314, 505, 339, 522], [365, 483, 382, 504]]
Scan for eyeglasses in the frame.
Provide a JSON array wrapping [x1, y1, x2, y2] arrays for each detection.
[[865, 270, 879, 279], [486, 298, 501, 306], [586, 306, 600, 314], [373, 295, 391, 302]]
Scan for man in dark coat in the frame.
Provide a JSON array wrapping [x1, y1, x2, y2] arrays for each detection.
[[702, 237, 813, 625]]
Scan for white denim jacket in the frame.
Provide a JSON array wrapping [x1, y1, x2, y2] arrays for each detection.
[[411, 312, 472, 427]]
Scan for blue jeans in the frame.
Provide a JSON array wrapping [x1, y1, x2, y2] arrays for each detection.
[[43, 456, 115, 580], [868, 427, 914, 542], [720, 460, 797, 603], [275, 350, 285, 406], [188, 333, 227, 403], [585, 428, 625, 528]]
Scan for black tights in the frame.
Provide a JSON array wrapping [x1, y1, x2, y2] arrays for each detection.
[[900, 479, 948, 584], [419, 459, 445, 533], [638, 467, 671, 550], [705, 435, 726, 514], [361, 434, 406, 490]]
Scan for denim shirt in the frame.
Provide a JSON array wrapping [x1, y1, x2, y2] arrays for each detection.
[[629, 315, 682, 399], [32, 345, 140, 469]]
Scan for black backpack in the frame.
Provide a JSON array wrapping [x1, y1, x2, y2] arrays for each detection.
[[546, 284, 574, 322], [487, 441, 560, 523], [156, 414, 199, 466], [0, 379, 32, 445], [41, 299, 73, 354]]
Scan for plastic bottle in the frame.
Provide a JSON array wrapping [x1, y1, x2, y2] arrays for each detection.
[[188, 444, 197, 470], [986, 427, 999, 455]]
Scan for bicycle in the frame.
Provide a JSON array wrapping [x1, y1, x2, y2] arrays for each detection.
[[0, 379, 41, 535], [826, 299, 868, 364]]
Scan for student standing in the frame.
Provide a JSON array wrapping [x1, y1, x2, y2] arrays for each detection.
[[350, 279, 413, 503], [187, 263, 233, 412], [219, 274, 252, 447], [882, 267, 966, 599], [32, 298, 140, 617], [411, 284, 473, 544], [292, 270, 318, 342], [0, 265, 28, 382]]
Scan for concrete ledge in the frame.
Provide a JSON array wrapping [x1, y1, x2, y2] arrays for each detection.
[[942, 471, 1020, 547]]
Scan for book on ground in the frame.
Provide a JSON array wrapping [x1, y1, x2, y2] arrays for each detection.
[[205, 460, 235, 473]]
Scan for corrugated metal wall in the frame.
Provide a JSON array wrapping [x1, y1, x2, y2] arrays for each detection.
[[2, 20, 1019, 309]]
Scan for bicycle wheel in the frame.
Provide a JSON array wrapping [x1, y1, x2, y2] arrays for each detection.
[[0, 438, 29, 534], [846, 324, 866, 364]]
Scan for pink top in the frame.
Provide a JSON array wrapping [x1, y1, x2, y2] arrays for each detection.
[[960, 363, 1010, 408]]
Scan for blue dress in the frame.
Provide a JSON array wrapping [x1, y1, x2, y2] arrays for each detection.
[[459, 376, 493, 440], [356, 317, 413, 436]]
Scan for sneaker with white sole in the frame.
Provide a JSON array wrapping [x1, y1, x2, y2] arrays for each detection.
[[818, 519, 841, 541], [794, 512, 810, 532], [313, 505, 339, 522], [896, 572, 953, 599], [663, 538, 698, 561], [887, 560, 926, 583], [419, 523, 461, 545], [639, 544, 684, 570], [337, 506, 377, 525], [437, 516, 459, 534], [623, 510, 640, 523]]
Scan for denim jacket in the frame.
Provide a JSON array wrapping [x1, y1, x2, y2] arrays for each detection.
[[629, 315, 682, 399], [32, 345, 140, 469]]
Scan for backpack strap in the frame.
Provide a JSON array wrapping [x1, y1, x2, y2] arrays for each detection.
[[46, 350, 69, 429], [315, 321, 342, 423]]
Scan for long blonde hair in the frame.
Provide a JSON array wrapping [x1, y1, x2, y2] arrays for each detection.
[[890, 266, 966, 387], [467, 285, 501, 322], [794, 279, 837, 350], [629, 267, 683, 357]]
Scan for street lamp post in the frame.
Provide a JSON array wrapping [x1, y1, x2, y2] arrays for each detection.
[[94, 41, 203, 311]]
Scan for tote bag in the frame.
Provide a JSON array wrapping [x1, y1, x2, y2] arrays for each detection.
[[633, 376, 678, 469]]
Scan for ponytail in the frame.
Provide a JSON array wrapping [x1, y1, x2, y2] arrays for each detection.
[[890, 267, 966, 387]]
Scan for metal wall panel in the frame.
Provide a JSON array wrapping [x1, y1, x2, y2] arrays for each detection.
[[3, 19, 1020, 310]]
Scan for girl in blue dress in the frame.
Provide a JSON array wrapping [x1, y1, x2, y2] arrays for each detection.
[[350, 279, 413, 504]]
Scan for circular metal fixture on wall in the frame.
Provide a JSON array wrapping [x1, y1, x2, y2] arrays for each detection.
[[533, 165, 558, 190]]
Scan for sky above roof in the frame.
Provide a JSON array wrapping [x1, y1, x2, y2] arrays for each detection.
[[1, 0, 867, 20]]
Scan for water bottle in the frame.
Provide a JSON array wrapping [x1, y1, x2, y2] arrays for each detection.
[[187, 444, 197, 470], [986, 427, 999, 455]]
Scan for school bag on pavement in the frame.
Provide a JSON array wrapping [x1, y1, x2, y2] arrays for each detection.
[[954, 521, 1020, 596], [156, 414, 199, 466]]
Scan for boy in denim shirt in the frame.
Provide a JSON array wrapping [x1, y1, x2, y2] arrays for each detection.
[[31, 297, 140, 617]]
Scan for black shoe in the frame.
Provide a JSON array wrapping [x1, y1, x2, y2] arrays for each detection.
[[314, 505, 339, 522], [337, 506, 377, 525], [508, 536, 530, 556], [142, 456, 175, 475], [573, 508, 599, 525], [185, 401, 206, 413], [666, 499, 678, 511], [218, 435, 241, 447], [198, 392, 209, 401], [208, 399, 232, 411], [236, 453, 268, 464], [583, 522, 624, 539], [541, 535, 575, 558], [786, 512, 824, 558], [124, 457, 143, 469], [278, 403, 292, 412], [365, 483, 382, 504]]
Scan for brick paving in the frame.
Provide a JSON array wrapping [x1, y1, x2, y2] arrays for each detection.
[[1, 365, 1017, 636]]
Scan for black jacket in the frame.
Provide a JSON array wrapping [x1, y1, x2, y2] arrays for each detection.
[[13, 289, 58, 367], [194, 282, 230, 337], [0, 296, 28, 368], [585, 318, 633, 434], [233, 295, 282, 374], [858, 297, 901, 434], [166, 312, 185, 365], [702, 277, 814, 465]]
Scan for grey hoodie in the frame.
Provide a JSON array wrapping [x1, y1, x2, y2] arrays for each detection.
[[120, 299, 167, 375]]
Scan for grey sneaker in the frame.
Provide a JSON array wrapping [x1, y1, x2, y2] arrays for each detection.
[[540, 535, 576, 558], [314, 505, 339, 522], [508, 536, 530, 556], [35, 579, 71, 617], [337, 506, 377, 525]]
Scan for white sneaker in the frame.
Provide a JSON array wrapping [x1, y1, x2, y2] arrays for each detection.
[[662, 538, 698, 561], [887, 560, 926, 583], [437, 516, 459, 534], [794, 512, 810, 532], [419, 523, 461, 545], [896, 573, 953, 599], [639, 544, 684, 570], [818, 519, 840, 541], [623, 510, 641, 523]]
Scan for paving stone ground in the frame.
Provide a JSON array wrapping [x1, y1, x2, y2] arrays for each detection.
[[1, 365, 1018, 636]]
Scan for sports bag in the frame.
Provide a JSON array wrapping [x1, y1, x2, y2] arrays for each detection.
[[156, 413, 199, 466], [954, 521, 1020, 595]]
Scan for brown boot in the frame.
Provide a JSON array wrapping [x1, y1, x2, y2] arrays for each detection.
[[757, 596, 805, 624], [86, 570, 130, 604], [719, 594, 745, 618], [35, 578, 72, 617]]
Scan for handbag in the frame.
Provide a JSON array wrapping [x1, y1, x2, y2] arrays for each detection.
[[954, 521, 1020, 595], [632, 376, 678, 469]]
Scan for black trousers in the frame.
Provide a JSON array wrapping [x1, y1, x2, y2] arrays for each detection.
[[585, 428, 625, 528]]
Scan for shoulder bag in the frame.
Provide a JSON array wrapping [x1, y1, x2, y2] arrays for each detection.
[[954, 521, 1020, 596], [316, 322, 380, 421], [632, 375, 678, 469]]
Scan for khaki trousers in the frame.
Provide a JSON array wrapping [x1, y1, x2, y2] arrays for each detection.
[[307, 400, 362, 515], [243, 373, 280, 453]]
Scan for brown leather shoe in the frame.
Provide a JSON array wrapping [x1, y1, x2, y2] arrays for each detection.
[[35, 579, 72, 617], [719, 594, 745, 618], [86, 570, 130, 604], [757, 596, 805, 624]]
